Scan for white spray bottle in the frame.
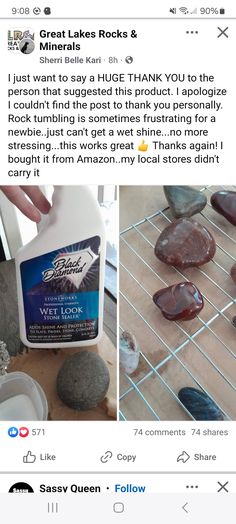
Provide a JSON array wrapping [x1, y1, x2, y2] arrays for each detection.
[[16, 186, 106, 348]]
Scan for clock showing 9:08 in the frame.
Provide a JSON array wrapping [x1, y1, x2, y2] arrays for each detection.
[[12, 8, 30, 14]]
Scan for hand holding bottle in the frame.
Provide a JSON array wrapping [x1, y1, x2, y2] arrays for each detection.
[[1, 186, 51, 222]]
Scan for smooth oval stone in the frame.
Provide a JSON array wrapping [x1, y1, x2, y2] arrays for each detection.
[[164, 185, 207, 218], [155, 218, 216, 268], [153, 282, 204, 321], [57, 351, 110, 411], [230, 263, 236, 284], [211, 191, 236, 225], [178, 387, 225, 420]]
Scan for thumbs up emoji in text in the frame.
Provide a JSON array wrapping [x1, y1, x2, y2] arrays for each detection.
[[138, 139, 148, 152]]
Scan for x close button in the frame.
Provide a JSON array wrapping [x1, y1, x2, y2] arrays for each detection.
[[217, 481, 229, 493], [217, 27, 229, 38]]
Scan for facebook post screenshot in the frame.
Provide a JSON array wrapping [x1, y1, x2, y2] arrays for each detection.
[[0, 1, 235, 522]]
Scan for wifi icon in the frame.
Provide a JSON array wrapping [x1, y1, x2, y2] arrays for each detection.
[[180, 7, 188, 14]]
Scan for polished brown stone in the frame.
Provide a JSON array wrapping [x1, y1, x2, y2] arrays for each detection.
[[153, 282, 204, 321], [231, 263, 236, 284], [211, 191, 236, 226], [155, 218, 216, 268]]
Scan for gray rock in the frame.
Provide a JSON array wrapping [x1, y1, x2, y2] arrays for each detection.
[[0, 259, 22, 356], [0, 340, 10, 375], [56, 351, 110, 411], [164, 186, 207, 218]]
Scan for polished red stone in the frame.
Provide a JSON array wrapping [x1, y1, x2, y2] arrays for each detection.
[[231, 263, 236, 284], [155, 218, 216, 268], [211, 191, 236, 226], [153, 282, 204, 321]]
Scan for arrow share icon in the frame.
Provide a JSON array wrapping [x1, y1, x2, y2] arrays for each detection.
[[177, 451, 190, 463], [182, 502, 189, 514]]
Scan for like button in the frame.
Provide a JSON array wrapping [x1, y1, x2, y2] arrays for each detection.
[[23, 451, 36, 463]]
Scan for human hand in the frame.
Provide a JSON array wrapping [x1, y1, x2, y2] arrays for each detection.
[[1, 186, 51, 223]]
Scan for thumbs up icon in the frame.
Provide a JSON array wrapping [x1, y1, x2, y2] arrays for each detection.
[[23, 451, 36, 463], [8, 426, 18, 438], [138, 139, 148, 152]]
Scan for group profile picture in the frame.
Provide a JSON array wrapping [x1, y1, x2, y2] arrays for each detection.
[[8, 29, 35, 54]]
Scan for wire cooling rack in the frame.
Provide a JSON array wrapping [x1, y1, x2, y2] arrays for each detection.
[[119, 186, 236, 421]]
